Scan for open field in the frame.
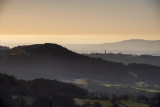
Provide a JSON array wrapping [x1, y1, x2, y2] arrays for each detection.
[[120, 100, 149, 107], [133, 87, 160, 93], [75, 99, 113, 107], [103, 84, 160, 93], [75, 99, 150, 107], [103, 83, 123, 87]]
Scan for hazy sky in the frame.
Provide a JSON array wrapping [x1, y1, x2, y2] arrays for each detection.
[[0, 0, 160, 45]]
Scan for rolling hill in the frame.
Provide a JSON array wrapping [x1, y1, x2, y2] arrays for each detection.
[[0, 73, 87, 107], [86, 53, 160, 66], [0, 43, 160, 85], [63, 39, 160, 56]]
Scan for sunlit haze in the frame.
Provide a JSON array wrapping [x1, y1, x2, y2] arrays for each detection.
[[0, 35, 160, 48], [0, 0, 160, 47]]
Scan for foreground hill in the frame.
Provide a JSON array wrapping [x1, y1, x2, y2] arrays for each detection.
[[85, 53, 160, 66], [64, 39, 160, 56], [0, 43, 160, 84], [2, 73, 159, 107], [0, 73, 87, 107]]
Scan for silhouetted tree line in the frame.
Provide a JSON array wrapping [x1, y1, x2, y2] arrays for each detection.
[[86, 92, 160, 107], [149, 93, 160, 107], [85, 53, 160, 66], [81, 102, 102, 107], [0, 73, 88, 107]]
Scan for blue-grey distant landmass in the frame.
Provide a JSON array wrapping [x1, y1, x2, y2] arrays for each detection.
[[64, 39, 160, 56]]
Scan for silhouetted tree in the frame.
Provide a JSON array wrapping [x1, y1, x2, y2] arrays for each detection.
[[119, 95, 129, 101], [81, 102, 91, 107], [0, 96, 8, 107], [150, 93, 160, 107], [136, 95, 149, 103], [94, 102, 101, 107]]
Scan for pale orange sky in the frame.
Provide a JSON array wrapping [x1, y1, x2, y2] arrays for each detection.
[[0, 0, 160, 45], [0, 35, 160, 48]]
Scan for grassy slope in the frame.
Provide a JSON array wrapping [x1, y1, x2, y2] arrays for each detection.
[[120, 100, 149, 107], [75, 99, 150, 107], [75, 99, 113, 107]]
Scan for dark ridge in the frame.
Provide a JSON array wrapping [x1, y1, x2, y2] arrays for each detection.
[[10, 43, 76, 56], [0, 46, 9, 51], [0, 73, 87, 107], [0, 43, 160, 84], [9, 43, 124, 63]]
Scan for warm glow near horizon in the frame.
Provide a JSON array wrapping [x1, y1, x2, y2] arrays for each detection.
[[0, 35, 160, 47], [0, 0, 160, 46]]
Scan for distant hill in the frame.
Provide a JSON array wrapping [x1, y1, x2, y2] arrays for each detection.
[[0, 43, 160, 85], [63, 39, 160, 56], [86, 53, 160, 66], [0, 45, 9, 51]]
